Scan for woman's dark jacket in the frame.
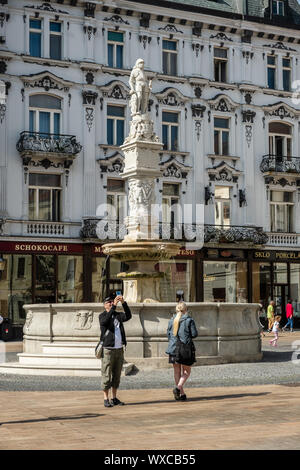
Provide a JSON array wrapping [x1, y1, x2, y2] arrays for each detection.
[[166, 313, 198, 355], [99, 302, 132, 348]]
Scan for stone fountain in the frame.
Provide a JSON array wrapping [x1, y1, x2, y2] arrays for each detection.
[[0, 60, 263, 376], [102, 58, 181, 303]]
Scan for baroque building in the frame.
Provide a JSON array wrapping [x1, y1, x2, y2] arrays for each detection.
[[1, 0, 300, 334]]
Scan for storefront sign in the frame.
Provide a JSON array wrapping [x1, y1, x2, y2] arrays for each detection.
[[178, 248, 195, 257], [93, 245, 103, 254], [253, 250, 300, 261], [0, 241, 83, 254]]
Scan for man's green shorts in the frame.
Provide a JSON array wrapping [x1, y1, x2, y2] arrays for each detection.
[[101, 347, 124, 390]]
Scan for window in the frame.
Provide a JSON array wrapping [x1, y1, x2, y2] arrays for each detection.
[[214, 48, 227, 83], [282, 57, 291, 92], [29, 173, 61, 221], [268, 122, 292, 157], [204, 261, 248, 303], [272, 0, 285, 15], [215, 186, 231, 227], [29, 19, 42, 57], [50, 21, 62, 60], [267, 55, 276, 89], [107, 31, 124, 68], [107, 105, 125, 146], [162, 183, 180, 225], [214, 118, 229, 155], [106, 179, 126, 223], [270, 190, 294, 233], [29, 95, 61, 135], [162, 112, 179, 151], [162, 40, 177, 76]]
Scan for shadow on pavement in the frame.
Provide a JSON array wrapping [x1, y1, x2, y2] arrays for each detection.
[[262, 350, 293, 362], [0, 413, 102, 426]]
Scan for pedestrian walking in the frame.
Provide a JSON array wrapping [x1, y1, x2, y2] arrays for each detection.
[[282, 300, 294, 332], [166, 301, 198, 402], [269, 315, 281, 347], [267, 300, 275, 332], [99, 294, 132, 408]]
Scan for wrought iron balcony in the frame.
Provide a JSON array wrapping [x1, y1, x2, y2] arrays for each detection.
[[80, 219, 268, 246], [16, 131, 82, 156], [260, 154, 300, 174]]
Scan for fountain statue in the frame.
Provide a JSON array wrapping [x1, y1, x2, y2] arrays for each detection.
[[102, 58, 181, 303]]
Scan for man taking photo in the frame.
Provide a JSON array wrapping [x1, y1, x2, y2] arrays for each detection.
[[99, 294, 132, 408]]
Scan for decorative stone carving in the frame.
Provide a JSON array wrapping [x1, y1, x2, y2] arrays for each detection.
[[104, 14, 129, 25], [158, 24, 183, 33], [245, 125, 253, 148], [128, 178, 155, 213], [263, 41, 296, 52], [82, 90, 98, 105], [21, 72, 71, 92], [0, 103, 6, 124], [85, 107, 94, 132], [83, 25, 97, 40], [156, 88, 187, 107], [210, 32, 233, 42], [263, 102, 298, 120], [139, 35, 151, 49], [75, 311, 93, 330], [128, 58, 152, 115], [208, 94, 238, 113], [242, 110, 256, 123], [191, 104, 206, 118], [24, 2, 68, 14]]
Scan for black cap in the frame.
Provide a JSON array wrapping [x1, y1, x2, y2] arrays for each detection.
[[104, 294, 116, 303]]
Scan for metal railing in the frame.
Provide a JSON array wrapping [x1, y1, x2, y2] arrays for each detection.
[[260, 154, 300, 174], [16, 131, 82, 155]]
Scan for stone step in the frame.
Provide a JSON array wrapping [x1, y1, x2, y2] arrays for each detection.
[[0, 361, 134, 377], [41, 342, 97, 355], [18, 353, 102, 367]]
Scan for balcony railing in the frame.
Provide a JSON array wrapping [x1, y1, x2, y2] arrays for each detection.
[[16, 131, 82, 156], [260, 154, 300, 174], [80, 219, 268, 245], [267, 232, 300, 247]]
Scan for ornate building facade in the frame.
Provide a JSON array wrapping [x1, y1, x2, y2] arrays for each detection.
[[1, 0, 300, 332]]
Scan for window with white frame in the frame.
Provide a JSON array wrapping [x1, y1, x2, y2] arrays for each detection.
[[106, 178, 126, 223], [268, 122, 292, 158], [282, 57, 291, 92], [162, 183, 180, 225], [214, 117, 230, 156], [107, 105, 125, 146], [162, 39, 177, 76], [162, 111, 179, 151], [272, 0, 285, 15], [215, 186, 231, 227], [214, 47, 228, 83], [29, 18, 42, 57], [267, 55, 277, 89], [29, 95, 61, 135], [107, 31, 124, 69], [29, 173, 61, 221], [50, 21, 62, 60], [270, 190, 294, 233]]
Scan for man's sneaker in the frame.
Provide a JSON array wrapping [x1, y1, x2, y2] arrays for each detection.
[[111, 398, 125, 406], [173, 387, 180, 401], [179, 394, 187, 401], [104, 399, 112, 407]]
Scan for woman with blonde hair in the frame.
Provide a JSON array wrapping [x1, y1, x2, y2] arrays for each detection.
[[166, 301, 198, 401]]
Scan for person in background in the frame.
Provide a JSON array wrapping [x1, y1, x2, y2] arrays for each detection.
[[269, 315, 281, 347], [99, 294, 132, 408], [267, 300, 275, 333], [166, 302, 198, 402], [282, 300, 294, 332]]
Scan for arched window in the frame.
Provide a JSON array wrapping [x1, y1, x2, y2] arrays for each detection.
[[268, 122, 292, 158], [29, 94, 62, 135]]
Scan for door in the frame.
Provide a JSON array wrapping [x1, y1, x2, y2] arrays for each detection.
[[273, 284, 288, 320], [34, 255, 56, 303]]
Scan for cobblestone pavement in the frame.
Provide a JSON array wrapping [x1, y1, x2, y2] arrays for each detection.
[[0, 332, 300, 450]]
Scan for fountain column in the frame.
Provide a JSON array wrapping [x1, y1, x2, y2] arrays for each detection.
[[102, 59, 180, 302]]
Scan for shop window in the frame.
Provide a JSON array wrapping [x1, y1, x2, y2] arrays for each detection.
[[57, 256, 83, 303], [214, 118, 229, 156], [106, 178, 126, 223], [204, 261, 248, 303], [29, 18, 42, 57], [162, 111, 179, 151], [290, 264, 300, 318], [29, 94, 61, 135], [92, 257, 106, 302], [270, 190, 294, 233], [214, 47, 227, 83], [214, 186, 231, 227], [155, 260, 195, 302], [107, 31, 124, 68], [252, 262, 271, 314], [29, 173, 61, 222], [162, 39, 177, 76], [107, 105, 125, 146]]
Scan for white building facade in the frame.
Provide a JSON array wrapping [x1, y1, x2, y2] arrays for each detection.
[[1, 0, 300, 333]]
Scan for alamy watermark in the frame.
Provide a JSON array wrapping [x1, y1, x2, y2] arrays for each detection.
[[0, 340, 6, 364]]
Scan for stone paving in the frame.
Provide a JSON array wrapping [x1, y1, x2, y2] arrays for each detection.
[[0, 331, 300, 450]]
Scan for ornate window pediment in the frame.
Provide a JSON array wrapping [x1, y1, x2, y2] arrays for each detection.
[[208, 94, 239, 113], [160, 156, 191, 179], [155, 88, 189, 107], [98, 152, 124, 174], [20, 71, 72, 92], [100, 81, 130, 100], [207, 162, 242, 183], [262, 101, 299, 120]]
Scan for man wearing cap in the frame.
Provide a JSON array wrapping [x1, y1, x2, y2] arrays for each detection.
[[99, 294, 132, 407]]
